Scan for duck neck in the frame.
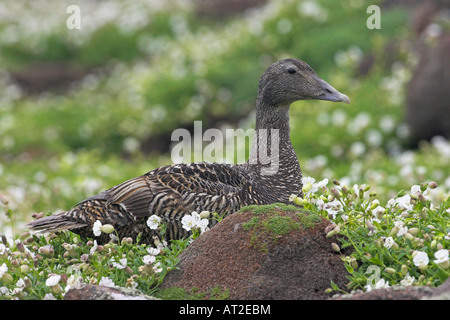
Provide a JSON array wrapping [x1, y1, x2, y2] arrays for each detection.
[[248, 102, 301, 187]]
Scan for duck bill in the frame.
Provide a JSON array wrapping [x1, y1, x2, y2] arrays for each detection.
[[316, 79, 351, 104]]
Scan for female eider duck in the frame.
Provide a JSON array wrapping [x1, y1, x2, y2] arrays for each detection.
[[28, 59, 350, 245]]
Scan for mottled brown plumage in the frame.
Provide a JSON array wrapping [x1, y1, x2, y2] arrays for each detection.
[[28, 59, 350, 245]]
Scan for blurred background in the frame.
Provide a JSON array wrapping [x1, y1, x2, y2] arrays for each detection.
[[0, 0, 449, 237]]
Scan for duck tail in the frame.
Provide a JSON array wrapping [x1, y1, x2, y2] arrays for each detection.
[[27, 210, 88, 234]]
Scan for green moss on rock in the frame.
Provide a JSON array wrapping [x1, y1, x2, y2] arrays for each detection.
[[240, 203, 322, 252]]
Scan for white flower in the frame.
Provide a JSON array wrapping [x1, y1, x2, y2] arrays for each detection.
[[410, 184, 421, 194], [315, 198, 325, 210], [0, 244, 7, 255], [93, 220, 102, 237], [0, 286, 10, 296], [289, 194, 296, 202], [65, 275, 84, 293], [43, 293, 57, 300], [302, 176, 316, 194], [146, 214, 161, 230], [197, 218, 209, 233], [142, 255, 156, 265], [45, 275, 61, 287], [374, 278, 390, 289], [434, 249, 449, 264], [394, 221, 408, 237], [392, 194, 413, 211], [316, 178, 329, 189], [181, 214, 196, 232], [111, 258, 127, 269], [66, 275, 83, 286], [90, 240, 98, 255], [16, 278, 25, 288], [99, 277, 116, 288], [413, 251, 429, 270], [181, 211, 209, 233], [372, 205, 385, 218], [0, 263, 8, 278], [153, 262, 163, 273], [384, 237, 395, 249], [323, 200, 343, 219], [400, 273, 415, 286], [146, 247, 160, 256]]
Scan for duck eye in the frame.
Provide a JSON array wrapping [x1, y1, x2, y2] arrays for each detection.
[[288, 68, 296, 74]]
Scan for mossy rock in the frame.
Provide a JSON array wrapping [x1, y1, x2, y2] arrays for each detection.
[[161, 202, 349, 300], [239, 203, 322, 252]]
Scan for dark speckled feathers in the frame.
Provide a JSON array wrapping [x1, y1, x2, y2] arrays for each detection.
[[28, 59, 350, 245]]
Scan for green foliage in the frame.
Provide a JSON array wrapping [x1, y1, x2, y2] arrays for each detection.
[[292, 178, 450, 292]]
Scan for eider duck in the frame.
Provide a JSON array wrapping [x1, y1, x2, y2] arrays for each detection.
[[28, 59, 350, 244]]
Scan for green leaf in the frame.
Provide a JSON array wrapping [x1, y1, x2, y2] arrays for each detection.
[[369, 256, 385, 267], [330, 280, 339, 291]]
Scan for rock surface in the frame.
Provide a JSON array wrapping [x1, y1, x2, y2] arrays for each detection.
[[405, 1, 450, 143], [160, 205, 350, 300]]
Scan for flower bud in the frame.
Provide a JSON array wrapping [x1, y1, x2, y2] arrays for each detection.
[[326, 230, 335, 238], [390, 226, 399, 237], [403, 232, 414, 240], [342, 185, 349, 195], [293, 196, 303, 206], [1, 272, 13, 284], [330, 187, 340, 199], [370, 201, 379, 210], [0, 194, 9, 205], [350, 256, 358, 269], [20, 264, 30, 274], [24, 277, 32, 289], [420, 182, 428, 192], [139, 264, 154, 276], [99, 224, 115, 234], [332, 179, 340, 186], [124, 266, 134, 275], [199, 211, 210, 219], [366, 220, 374, 233], [428, 181, 438, 189], [401, 265, 408, 275], [16, 241, 25, 253], [430, 240, 437, 249], [417, 193, 427, 203], [51, 284, 63, 294], [385, 267, 396, 274], [418, 264, 428, 272], [408, 228, 419, 236], [331, 243, 340, 252]]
